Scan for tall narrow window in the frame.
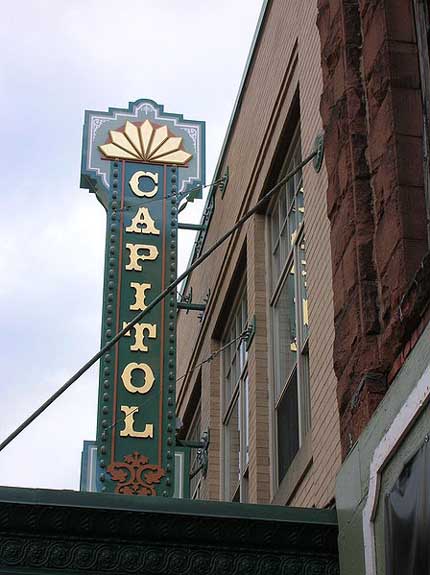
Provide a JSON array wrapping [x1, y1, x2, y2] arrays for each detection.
[[269, 128, 310, 485], [187, 400, 202, 499], [222, 281, 249, 502]]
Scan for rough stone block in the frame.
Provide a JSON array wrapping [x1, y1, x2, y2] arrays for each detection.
[[331, 191, 356, 269], [368, 94, 394, 161], [342, 237, 358, 298], [390, 47, 421, 90], [398, 186, 428, 241], [357, 278, 380, 335], [397, 135, 424, 187], [333, 261, 346, 319], [391, 88, 423, 138], [333, 291, 361, 377], [365, 46, 391, 123], [385, 0, 416, 43], [374, 195, 402, 274], [371, 145, 399, 206], [403, 238, 429, 279], [361, 5, 389, 76]]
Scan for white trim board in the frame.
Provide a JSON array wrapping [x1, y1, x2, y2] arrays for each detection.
[[362, 363, 430, 574]]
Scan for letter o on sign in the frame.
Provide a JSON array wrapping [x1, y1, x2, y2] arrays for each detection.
[[121, 362, 155, 394]]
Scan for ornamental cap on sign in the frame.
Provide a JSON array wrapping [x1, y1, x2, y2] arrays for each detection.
[[80, 99, 205, 208], [99, 120, 193, 165], [80, 99, 205, 497]]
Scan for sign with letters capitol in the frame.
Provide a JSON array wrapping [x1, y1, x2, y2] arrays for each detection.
[[81, 99, 205, 496]]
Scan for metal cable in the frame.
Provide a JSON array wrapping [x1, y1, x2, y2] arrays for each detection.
[[106, 329, 248, 433], [0, 148, 316, 454], [118, 176, 226, 209]]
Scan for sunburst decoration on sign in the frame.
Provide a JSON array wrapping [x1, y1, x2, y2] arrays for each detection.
[[99, 119, 193, 165]]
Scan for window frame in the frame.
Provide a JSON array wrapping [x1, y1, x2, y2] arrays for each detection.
[[221, 280, 249, 502], [267, 127, 311, 489], [187, 400, 202, 499]]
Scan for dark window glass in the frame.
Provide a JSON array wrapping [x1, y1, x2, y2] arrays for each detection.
[[277, 370, 300, 481]]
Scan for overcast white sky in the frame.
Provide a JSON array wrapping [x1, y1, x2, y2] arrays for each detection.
[[0, 0, 263, 490]]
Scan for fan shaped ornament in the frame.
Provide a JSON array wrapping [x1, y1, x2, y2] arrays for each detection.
[[99, 119, 193, 165]]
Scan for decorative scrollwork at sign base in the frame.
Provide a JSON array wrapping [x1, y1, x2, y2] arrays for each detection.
[[106, 452, 165, 496]]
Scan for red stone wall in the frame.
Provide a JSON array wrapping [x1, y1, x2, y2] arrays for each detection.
[[317, 0, 429, 456]]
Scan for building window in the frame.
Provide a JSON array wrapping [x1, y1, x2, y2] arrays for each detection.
[[187, 400, 202, 499], [269, 129, 311, 485], [385, 440, 430, 575], [222, 282, 249, 502]]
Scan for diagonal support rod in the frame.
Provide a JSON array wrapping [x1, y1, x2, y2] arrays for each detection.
[[0, 149, 317, 454]]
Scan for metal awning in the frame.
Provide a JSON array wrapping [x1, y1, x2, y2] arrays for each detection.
[[0, 486, 338, 574]]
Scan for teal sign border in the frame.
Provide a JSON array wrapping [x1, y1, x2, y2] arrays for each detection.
[[80, 100, 205, 496], [81, 99, 206, 208], [97, 161, 178, 496]]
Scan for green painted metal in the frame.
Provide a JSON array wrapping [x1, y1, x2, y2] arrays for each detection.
[[246, 315, 257, 351], [0, 486, 339, 575], [94, 161, 178, 497], [178, 222, 207, 231], [220, 165, 230, 197], [177, 302, 206, 312], [80, 99, 206, 204], [80, 100, 206, 498], [313, 133, 325, 173], [336, 320, 430, 574], [178, 440, 204, 449]]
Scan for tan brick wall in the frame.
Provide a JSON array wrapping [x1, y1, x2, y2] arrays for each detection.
[[177, 0, 341, 508], [247, 214, 271, 504], [294, 0, 341, 507]]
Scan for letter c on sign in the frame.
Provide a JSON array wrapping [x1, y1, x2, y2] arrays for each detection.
[[129, 171, 158, 198]]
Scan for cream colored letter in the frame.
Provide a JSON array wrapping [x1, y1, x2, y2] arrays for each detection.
[[126, 207, 160, 235], [129, 171, 158, 198], [120, 406, 153, 438], [121, 362, 155, 394], [130, 282, 151, 310], [123, 322, 157, 352], [125, 243, 158, 271]]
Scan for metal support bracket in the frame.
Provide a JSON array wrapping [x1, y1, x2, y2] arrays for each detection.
[[177, 429, 210, 479], [178, 222, 208, 231], [198, 289, 211, 322], [177, 286, 209, 317], [245, 316, 256, 350], [177, 302, 207, 312], [219, 166, 229, 197], [313, 133, 325, 173]]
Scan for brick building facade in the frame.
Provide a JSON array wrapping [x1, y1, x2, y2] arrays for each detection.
[[176, 0, 341, 508], [177, 0, 430, 572]]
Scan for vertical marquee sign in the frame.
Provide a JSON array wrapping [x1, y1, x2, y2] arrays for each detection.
[[81, 100, 205, 496]]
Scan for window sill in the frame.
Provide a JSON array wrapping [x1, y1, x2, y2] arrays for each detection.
[[271, 432, 312, 505]]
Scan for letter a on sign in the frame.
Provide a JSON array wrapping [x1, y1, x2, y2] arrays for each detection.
[[126, 207, 160, 235]]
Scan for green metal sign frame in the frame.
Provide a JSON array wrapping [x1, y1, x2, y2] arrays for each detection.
[[80, 100, 205, 497]]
